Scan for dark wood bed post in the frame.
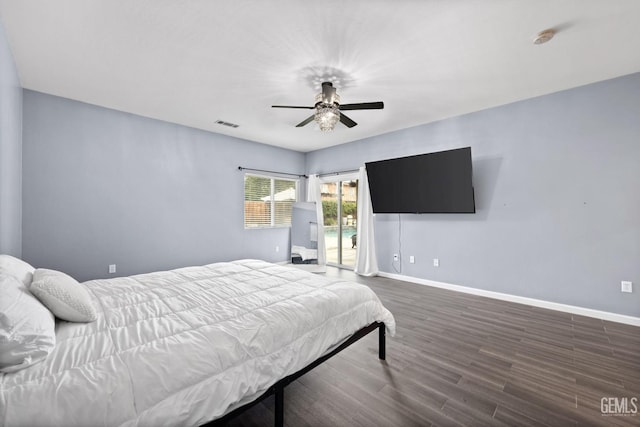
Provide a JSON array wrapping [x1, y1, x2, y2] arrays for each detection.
[[274, 386, 284, 427], [379, 322, 386, 360]]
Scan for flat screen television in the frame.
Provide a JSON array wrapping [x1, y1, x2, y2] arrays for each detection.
[[366, 147, 475, 214]]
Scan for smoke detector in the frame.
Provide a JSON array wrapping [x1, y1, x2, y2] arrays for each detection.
[[533, 29, 556, 45]]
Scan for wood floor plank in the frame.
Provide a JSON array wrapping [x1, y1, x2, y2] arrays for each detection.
[[457, 378, 579, 427], [439, 398, 509, 427], [493, 405, 550, 427], [218, 268, 640, 426]]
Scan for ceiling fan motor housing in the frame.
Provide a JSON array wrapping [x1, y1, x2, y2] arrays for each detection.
[[317, 82, 339, 105]]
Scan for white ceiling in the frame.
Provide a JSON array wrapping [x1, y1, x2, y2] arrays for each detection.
[[1, 1, 640, 152]]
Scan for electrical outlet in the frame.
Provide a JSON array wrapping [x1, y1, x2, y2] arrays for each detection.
[[108, 264, 116, 274], [409, 255, 415, 264], [275, 245, 280, 253], [433, 258, 439, 267], [621, 281, 633, 293], [393, 254, 399, 262]]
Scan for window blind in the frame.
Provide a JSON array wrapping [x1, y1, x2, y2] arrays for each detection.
[[244, 174, 298, 228]]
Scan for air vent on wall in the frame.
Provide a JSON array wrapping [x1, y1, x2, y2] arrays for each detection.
[[215, 120, 239, 128]]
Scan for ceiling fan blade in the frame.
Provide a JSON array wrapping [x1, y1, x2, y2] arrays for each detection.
[[339, 102, 384, 111], [295, 115, 315, 127], [272, 105, 315, 109], [339, 113, 357, 128]]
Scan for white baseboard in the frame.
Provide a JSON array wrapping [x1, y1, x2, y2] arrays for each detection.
[[377, 271, 640, 327]]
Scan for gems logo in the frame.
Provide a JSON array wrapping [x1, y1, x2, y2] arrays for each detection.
[[601, 397, 638, 416]]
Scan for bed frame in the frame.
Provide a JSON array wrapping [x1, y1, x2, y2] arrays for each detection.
[[204, 321, 386, 427]]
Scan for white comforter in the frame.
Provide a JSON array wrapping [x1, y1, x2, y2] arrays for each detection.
[[0, 260, 395, 427]]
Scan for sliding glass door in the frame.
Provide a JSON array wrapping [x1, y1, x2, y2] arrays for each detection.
[[322, 178, 358, 268]]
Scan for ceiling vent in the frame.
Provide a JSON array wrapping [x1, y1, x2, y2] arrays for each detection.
[[215, 120, 239, 128]]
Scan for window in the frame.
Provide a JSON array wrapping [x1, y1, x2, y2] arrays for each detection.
[[244, 174, 298, 228]]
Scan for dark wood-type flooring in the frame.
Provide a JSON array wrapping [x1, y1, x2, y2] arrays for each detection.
[[223, 268, 640, 426]]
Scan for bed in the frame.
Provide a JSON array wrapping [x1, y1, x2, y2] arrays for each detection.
[[0, 259, 395, 426]]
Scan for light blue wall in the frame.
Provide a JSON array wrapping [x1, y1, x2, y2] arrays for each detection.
[[306, 73, 640, 317], [22, 91, 305, 281], [0, 19, 22, 256], [18, 71, 640, 316]]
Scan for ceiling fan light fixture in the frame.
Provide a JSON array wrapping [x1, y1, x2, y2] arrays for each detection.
[[314, 104, 340, 131], [272, 82, 382, 130]]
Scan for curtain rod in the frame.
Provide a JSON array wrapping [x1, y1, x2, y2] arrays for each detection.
[[317, 168, 360, 177], [238, 166, 307, 178]]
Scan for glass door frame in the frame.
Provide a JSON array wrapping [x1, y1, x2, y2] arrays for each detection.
[[320, 172, 359, 269]]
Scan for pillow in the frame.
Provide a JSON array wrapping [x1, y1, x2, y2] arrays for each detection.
[[0, 273, 56, 373], [30, 268, 98, 322], [0, 254, 36, 287]]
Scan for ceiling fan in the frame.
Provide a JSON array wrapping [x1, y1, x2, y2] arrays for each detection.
[[272, 82, 384, 131]]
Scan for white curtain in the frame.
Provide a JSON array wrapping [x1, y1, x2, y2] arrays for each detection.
[[307, 174, 326, 267], [354, 166, 379, 276]]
